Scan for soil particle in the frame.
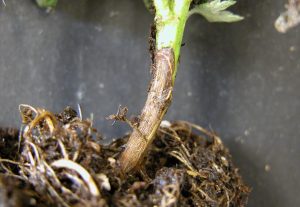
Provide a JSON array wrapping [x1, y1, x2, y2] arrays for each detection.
[[0, 106, 250, 207]]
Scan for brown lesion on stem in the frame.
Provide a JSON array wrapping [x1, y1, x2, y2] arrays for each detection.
[[119, 47, 175, 173]]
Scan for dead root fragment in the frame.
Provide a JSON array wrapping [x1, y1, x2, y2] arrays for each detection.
[[0, 107, 250, 207]]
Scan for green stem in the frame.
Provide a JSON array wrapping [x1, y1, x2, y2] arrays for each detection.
[[154, 0, 191, 82]]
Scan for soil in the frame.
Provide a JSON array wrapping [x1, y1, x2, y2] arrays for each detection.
[[0, 106, 250, 207]]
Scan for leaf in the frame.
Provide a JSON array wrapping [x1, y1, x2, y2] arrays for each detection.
[[36, 0, 58, 8], [189, 0, 244, 23]]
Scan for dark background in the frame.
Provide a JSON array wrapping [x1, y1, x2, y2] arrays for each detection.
[[0, 0, 299, 206]]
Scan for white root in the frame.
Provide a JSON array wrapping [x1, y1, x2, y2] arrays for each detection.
[[51, 159, 100, 196], [77, 104, 83, 121], [57, 139, 69, 160], [19, 104, 38, 118], [65, 172, 86, 189]]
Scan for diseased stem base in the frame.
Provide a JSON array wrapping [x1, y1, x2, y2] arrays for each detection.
[[119, 48, 175, 173], [119, 0, 192, 173]]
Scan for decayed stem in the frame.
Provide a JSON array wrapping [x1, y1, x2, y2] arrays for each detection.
[[119, 0, 191, 173], [119, 48, 175, 173]]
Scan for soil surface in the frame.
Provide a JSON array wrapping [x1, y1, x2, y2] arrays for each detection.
[[0, 106, 250, 207]]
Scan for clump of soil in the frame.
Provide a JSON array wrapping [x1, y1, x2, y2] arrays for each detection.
[[0, 106, 250, 207]]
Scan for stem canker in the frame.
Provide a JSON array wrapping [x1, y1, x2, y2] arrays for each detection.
[[119, 48, 175, 173], [119, 0, 192, 173]]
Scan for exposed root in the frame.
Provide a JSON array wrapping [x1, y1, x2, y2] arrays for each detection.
[[169, 150, 194, 171], [0, 106, 250, 207], [1, 105, 104, 206], [51, 159, 100, 197]]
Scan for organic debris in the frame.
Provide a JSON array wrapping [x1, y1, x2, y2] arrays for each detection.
[[275, 0, 300, 33], [0, 106, 250, 207]]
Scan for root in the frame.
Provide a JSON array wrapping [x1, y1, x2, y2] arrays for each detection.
[[0, 107, 250, 206], [51, 159, 100, 197], [1, 105, 103, 206]]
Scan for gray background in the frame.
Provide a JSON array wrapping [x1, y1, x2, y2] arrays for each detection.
[[0, 0, 299, 206]]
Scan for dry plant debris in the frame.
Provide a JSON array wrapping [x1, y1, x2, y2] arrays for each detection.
[[275, 0, 300, 33], [0, 106, 250, 207]]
